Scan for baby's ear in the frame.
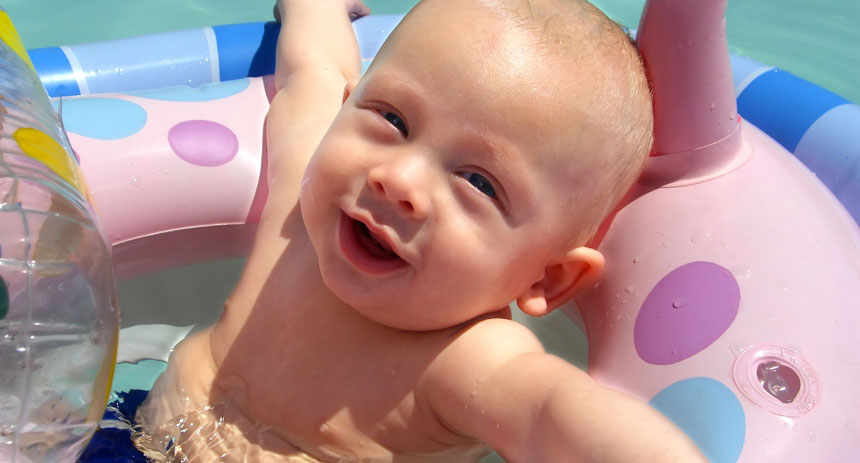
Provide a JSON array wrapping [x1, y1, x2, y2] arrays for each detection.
[[516, 247, 604, 317], [342, 80, 358, 104]]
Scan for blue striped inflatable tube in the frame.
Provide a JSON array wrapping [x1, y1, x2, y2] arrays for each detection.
[[731, 55, 859, 223]]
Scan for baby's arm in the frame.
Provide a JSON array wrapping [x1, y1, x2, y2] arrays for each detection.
[[261, 0, 368, 230], [423, 320, 706, 462], [238, 0, 367, 290], [227, 0, 368, 312]]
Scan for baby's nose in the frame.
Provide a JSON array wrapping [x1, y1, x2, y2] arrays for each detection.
[[367, 156, 431, 219]]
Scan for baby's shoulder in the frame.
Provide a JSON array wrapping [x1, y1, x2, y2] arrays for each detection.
[[425, 316, 546, 383], [455, 316, 544, 354], [415, 316, 553, 442]]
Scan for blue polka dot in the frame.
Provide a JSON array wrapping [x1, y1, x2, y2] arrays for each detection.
[[56, 97, 147, 140], [649, 377, 745, 463], [129, 78, 250, 102]]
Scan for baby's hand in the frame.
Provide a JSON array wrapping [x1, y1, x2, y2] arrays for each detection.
[[273, 0, 370, 23], [346, 0, 371, 21]]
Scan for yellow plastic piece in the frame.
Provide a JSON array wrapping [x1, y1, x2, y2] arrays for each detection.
[[0, 11, 34, 70], [13, 127, 84, 192]]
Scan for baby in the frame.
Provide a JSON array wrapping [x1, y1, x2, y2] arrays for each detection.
[[134, 0, 706, 461]]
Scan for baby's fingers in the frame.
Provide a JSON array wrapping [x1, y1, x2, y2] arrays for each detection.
[[348, 0, 371, 20]]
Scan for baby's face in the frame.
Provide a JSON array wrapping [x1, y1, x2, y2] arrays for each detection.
[[300, 1, 608, 330]]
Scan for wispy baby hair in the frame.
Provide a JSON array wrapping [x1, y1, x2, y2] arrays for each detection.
[[502, 0, 653, 245]]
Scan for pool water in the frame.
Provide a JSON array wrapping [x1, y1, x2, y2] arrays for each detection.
[[78, 390, 150, 463]]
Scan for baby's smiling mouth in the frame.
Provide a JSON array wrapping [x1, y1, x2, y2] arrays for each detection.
[[353, 219, 400, 261]]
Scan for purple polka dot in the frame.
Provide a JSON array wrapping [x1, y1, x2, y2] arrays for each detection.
[[168, 120, 238, 167], [634, 261, 740, 365]]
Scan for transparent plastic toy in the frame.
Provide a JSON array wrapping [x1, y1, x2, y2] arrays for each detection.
[[0, 8, 119, 463]]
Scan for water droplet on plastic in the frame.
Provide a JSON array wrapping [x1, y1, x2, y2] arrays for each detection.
[[672, 298, 686, 309], [690, 228, 712, 244], [624, 286, 634, 294], [131, 176, 140, 187], [729, 344, 748, 357]]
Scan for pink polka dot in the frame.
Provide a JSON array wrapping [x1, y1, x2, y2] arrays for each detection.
[[168, 120, 238, 167], [634, 261, 740, 365]]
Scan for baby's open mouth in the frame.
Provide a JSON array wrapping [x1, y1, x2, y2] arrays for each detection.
[[338, 213, 407, 274], [353, 219, 400, 261]]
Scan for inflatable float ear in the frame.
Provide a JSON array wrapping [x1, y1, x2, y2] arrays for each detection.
[[570, 1, 860, 462], [636, 0, 743, 186]]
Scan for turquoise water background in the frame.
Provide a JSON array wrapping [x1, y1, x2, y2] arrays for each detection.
[[5, 0, 859, 104]]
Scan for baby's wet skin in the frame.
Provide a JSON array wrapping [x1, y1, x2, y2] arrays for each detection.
[[131, 0, 703, 461]]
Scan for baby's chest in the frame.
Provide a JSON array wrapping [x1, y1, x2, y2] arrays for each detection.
[[246, 359, 459, 460]]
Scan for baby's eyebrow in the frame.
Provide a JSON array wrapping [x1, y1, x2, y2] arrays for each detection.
[[464, 131, 537, 214], [462, 128, 514, 165], [362, 68, 426, 118]]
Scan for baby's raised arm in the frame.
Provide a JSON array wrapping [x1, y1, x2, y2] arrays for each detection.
[[261, 0, 367, 229], [228, 0, 367, 309], [423, 320, 707, 462]]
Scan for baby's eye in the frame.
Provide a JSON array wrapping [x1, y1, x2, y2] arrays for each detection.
[[383, 111, 408, 137], [460, 172, 496, 198]]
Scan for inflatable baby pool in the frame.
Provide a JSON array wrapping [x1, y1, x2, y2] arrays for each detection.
[[1, 0, 859, 461]]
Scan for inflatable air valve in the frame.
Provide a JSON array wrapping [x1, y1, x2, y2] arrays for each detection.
[[0, 9, 119, 463], [572, 0, 860, 462]]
